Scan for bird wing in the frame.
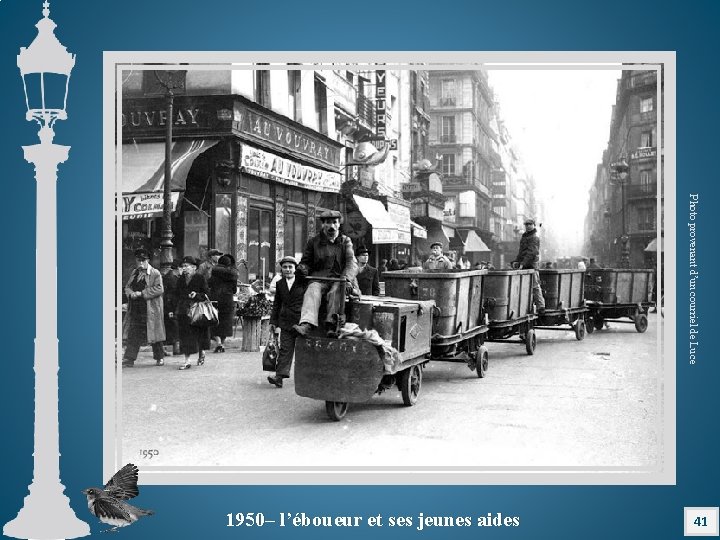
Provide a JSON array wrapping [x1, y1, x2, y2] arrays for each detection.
[[92, 496, 133, 522], [103, 463, 139, 500]]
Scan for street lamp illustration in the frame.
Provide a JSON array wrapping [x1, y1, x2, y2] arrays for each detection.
[[4, 2, 90, 539]]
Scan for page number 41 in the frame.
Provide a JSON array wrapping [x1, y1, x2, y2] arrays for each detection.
[[684, 507, 719, 536]]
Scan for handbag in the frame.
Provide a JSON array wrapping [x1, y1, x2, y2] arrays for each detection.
[[262, 336, 279, 372], [188, 299, 219, 328]]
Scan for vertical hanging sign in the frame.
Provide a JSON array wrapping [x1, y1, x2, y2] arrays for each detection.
[[376, 70, 386, 138]]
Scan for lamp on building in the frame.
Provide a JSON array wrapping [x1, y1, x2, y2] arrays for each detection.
[[153, 69, 186, 268], [610, 156, 631, 268], [5, 2, 90, 538]]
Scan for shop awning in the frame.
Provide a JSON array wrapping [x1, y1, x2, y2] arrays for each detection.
[[645, 237, 663, 252], [122, 139, 219, 194], [454, 229, 491, 253], [353, 195, 398, 244], [411, 221, 427, 239]]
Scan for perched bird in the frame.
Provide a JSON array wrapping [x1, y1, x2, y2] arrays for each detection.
[[82, 463, 154, 533]]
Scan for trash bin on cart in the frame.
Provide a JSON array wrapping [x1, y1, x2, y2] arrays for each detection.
[[584, 268, 655, 333], [483, 269, 538, 355], [382, 268, 490, 377], [535, 269, 588, 340]]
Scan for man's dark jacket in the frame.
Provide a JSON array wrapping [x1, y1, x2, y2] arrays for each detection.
[[356, 265, 380, 296], [298, 232, 358, 281], [513, 228, 540, 269], [270, 277, 307, 330]]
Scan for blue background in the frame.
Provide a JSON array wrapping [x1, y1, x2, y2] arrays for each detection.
[[0, 0, 716, 538]]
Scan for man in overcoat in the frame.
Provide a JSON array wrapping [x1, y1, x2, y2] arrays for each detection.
[[355, 246, 380, 296], [293, 210, 358, 337], [122, 248, 166, 367], [267, 256, 306, 388], [511, 218, 546, 313]]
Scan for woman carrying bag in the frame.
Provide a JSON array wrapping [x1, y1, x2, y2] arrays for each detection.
[[173, 256, 211, 370], [208, 254, 239, 353]]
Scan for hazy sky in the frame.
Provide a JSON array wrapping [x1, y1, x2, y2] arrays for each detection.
[[488, 68, 622, 254]]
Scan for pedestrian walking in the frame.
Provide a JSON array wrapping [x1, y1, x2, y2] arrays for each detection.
[[511, 218, 545, 314], [208, 254, 239, 353], [174, 256, 211, 370], [162, 260, 181, 356], [122, 248, 166, 367], [198, 248, 222, 281], [267, 256, 306, 388]]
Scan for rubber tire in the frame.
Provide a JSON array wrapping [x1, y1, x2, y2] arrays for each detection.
[[398, 365, 422, 406], [476, 345, 489, 378], [634, 313, 648, 333], [585, 318, 595, 334], [594, 316, 605, 330], [575, 320, 586, 341], [525, 329, 536, 355], [325, 401, 348, 421]]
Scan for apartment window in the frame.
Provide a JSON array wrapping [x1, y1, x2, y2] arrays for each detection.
[[640, 130, 653, 148], [254, 69, 271, 108], [288, 70, 302, 123], [247, 206, 273, 281], [314, 77, 328, 135], [440, 153, 455, 175], [440, 79, 456, 106], [637, 206, 656, 231], [441, 116, 456, 143], [640, 96, 654, 113]]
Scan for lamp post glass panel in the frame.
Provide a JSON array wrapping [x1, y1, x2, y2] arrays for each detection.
[[610, 157, 631, 268], [153, 70, 187, 267], [5, 1, 91, 538]]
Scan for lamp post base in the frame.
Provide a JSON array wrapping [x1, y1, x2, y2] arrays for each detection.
[[4, 482, 90, 539]]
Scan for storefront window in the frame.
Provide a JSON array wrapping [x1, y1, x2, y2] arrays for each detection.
[[247, 207, 273, 282], [214, 194, 232, 256], [184, 211, 209, 259], [284, 213, 307, 261]]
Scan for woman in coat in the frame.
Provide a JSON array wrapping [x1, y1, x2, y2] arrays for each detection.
[[208, 254, 239, 353], [173, 256, 211, 370], [122, 248, 166, 367]]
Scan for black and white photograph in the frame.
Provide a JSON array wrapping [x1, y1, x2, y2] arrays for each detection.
[[110, 57, 670, 482]]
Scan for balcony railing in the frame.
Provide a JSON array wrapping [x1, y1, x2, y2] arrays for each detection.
[[627, 183, 657, 199], [438, 97, 457, 107], [636, 221, 656, 232], [357, 94, 376, 129]]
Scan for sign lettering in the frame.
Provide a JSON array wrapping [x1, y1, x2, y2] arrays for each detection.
[[122, 192, 180, 220], [375, 70, 386, 138]]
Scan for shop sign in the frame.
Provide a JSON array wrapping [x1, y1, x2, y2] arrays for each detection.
[[240, 145, 341, 193], [402, 182, 421, 193], [630, 147, 657, 160], [234, 102, 341, 169], [122, 192, 180, 220], [387, 201, 411, 244], [376, 70, 387, 138]]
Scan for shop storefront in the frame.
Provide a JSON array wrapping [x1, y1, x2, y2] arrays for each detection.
[[121, 94, 343, 285]]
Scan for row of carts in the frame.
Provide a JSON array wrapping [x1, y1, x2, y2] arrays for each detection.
[[293, 267, 656, 420]]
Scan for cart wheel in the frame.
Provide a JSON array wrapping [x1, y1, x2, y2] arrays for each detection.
[[476, 345, 489, 378], [585, 317, 595, 334], [398, 365, 422, 406], [575, 320, 586, 341], [594, 316, 604, 331], [634, 313, 648, 333], [525, 329, 536, 355], [325, 401, 348, 421]]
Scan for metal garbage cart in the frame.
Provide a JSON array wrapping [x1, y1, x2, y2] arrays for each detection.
[[584, 268, 655, 333], [535, 269, 589, 340], [483, 269, 538, 354]]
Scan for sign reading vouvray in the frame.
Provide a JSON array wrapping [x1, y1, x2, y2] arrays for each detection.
[[240, 145, 341, 193]]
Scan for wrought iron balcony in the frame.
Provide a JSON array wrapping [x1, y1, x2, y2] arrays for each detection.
[[636, 221, 656, 232], [357, 94, 376, 130], [627, 183, 658, 199]]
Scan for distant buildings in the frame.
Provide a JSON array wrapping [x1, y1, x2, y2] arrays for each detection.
[[584, 69, 662, 269]]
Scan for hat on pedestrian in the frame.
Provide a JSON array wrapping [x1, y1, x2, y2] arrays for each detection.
[[218, 254, 235, 266], [170, 259, 181, 269], [356, 246, 369, 256], [207, 248, 222, 257], [318, 209, 343, 222], [278, 256, 298, 267], [181, 255, 199, 267], [134, 248, 150, 260], [524, 218, 535, 225], [430, 241, 443, 249]]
